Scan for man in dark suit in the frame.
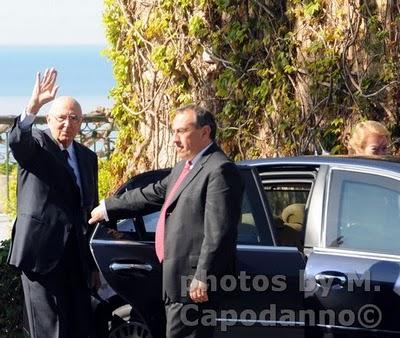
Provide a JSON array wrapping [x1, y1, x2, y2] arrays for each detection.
[[8, 68, 99, 337], [89, 104, 244, 337]]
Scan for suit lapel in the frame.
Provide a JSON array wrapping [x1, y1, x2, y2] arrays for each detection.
[[44, 129, 81, 196], [44, 129, 72, 176], [74, 142, 90, 206], [44, 129, 65, 163], [167, 143, 218, 207]]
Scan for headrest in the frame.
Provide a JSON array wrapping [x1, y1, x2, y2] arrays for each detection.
[[241, 213, 255, 225], [281, 203, 305, 231]]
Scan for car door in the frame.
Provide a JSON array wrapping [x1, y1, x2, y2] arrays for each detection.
[[215, 165, 317, 338], [90, 169, 170, 337], [91, 164, 314, 338], [304, 165, 400, 337]]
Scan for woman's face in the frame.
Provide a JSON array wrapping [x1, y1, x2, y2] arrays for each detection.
[[360, 133, 389, 156]]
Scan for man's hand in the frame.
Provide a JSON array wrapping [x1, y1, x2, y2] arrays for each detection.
[[27, 68, 59, 114], [189, 278, 209, 303], [89, 205, 105, 225]]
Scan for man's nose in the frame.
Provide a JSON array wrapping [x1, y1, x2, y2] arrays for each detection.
[[62, 117, 74, 127], [172, 132, 180, 142]]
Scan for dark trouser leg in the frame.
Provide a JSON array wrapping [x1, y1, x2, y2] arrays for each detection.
[[165, 298, 218, 338], [21, 272, 59, 338], [21, 233, 93, 338]]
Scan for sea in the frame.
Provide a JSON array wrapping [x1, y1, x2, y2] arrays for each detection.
[[0, 45, 115, 162], [0, 45, 114, 116]]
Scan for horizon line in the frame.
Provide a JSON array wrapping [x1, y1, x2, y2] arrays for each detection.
[[0, 43, 108, 48]]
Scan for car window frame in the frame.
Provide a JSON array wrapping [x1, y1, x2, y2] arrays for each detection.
[[323, 165, 400, 258], [254, 166, 320, 251], [237, 165, 276, 246], [110, 166, 276, 246]]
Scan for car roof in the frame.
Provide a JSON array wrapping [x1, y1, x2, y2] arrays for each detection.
[[238, 155, 400, 171]]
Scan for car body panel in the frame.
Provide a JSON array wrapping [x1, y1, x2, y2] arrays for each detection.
[[91, 156, 400, 337]]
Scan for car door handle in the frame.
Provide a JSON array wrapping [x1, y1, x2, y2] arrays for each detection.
[[109, 262, 153, 272], [315, 273, 346, 286]]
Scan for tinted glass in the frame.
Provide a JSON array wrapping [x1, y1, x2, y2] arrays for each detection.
[[238, 191, 261, 244], [326, 170, 400, 255], [142, 212, 160, 233], [265, 182, 311, 217], [264, 182, 312, 248]]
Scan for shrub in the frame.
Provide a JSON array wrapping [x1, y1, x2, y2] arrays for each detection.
[[0, 239, 23, 336], [5, 167, 17, 219], [98, 158, 117, 199]]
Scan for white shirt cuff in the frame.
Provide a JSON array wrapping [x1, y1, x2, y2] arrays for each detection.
[[19, 109, 36, 130], [100, 200, 109, 222]]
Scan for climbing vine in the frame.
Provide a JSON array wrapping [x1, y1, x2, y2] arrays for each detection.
[[103, 0, 400, 187]]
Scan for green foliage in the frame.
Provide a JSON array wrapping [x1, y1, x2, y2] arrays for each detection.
[[0, 163, 16, 175], [151, 45, 176, 75], [188, 15, 208, 38], [304, 0, 322, 18], [0, 240, 23, 336], [98, 158, 116, 199], [5, 168, 17, 219], [103, 0, 400, 185]]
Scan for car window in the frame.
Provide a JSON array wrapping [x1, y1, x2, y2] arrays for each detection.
[[263, 181, 312, 249], [265, 182, 311, 217], [116, 213, 159, 233], [135, 191, 262, 245], [142, 212, 159, 233], [238, 191, 261, 244], [326, 170, 400, 255], [116, 218, 136, 232]]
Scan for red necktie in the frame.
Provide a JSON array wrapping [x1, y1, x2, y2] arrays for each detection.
[[155, 161, 191, 262]]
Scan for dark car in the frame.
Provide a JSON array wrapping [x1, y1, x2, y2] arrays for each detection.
[[90, 156, 400, 338]]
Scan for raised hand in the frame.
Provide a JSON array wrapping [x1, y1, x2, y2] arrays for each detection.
[[26, 68, 59, 114]]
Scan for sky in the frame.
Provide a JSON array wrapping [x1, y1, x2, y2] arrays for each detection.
[[0, 0, 106, 46]]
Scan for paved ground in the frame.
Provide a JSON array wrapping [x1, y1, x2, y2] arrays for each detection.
[[0, 213, 12, 242]]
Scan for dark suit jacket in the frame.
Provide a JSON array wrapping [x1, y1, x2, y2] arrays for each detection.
[[7, 117, 98, 277], [105, 143, 244, 302]]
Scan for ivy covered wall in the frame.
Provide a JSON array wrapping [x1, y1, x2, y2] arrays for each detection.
[[103, 0, 400, 187]]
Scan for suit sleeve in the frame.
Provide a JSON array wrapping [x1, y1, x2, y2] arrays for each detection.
[[93, 154, 99, 207], [194, 162, 244, 282], [9, 116, 42, 168], [105, 173, 170, 220]]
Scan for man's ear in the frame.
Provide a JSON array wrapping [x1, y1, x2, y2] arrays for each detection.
[[202, 125, 211, 139], [46, 114, 51, 124]]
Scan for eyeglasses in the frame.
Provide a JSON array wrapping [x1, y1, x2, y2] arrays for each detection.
[[53, 115, 82, 123]]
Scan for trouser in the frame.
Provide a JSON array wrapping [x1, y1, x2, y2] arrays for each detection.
[[164, 296, 219, 338], [21, 232, 94, 338]]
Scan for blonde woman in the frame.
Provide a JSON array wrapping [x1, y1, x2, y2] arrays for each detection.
[[348, 120, 390, 156]]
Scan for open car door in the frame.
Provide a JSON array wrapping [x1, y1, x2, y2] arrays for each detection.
[[90, 169, 170, 338]]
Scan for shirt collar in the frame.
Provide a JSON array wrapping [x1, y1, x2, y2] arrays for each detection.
[[189, 142, 213, 169], [60, 143, 74, 156]]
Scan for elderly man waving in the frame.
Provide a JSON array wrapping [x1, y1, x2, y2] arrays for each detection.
[[8, 68, 99, 338]]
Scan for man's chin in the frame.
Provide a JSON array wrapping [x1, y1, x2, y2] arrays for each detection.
[[176, 151, 186, 160], [58, 138, 73, 148]]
